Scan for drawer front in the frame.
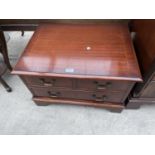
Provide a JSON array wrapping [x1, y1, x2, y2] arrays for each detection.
[[22, 76, 73, 88], [76, 79, 131, 91], [31, 87, 124, 103]]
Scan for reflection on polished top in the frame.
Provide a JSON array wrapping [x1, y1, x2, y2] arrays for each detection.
[[12, 24, 142, 81]]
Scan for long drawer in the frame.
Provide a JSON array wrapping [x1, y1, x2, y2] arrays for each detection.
[[22, 76, 132, 92], [30, 87, 125, 103]]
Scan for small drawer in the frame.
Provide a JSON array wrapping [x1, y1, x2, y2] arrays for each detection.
[[90, 91, 124, 103], [22, 76, 73, 88], [76, 79, 131, 91], [31, 87, 76, 99], [31, 87, 124, 103]]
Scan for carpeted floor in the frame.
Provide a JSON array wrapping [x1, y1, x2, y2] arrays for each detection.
[[0, 32, 155, 135]]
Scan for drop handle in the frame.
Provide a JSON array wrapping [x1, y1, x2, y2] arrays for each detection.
[[40, 78, 56, 87], [97, 84, 106, 90], [48, 91, 60, 98], [92, 94, 107, 102], [94, 81, 111, 90]]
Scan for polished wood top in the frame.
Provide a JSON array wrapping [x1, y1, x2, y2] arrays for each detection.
[[12, 24, 142, 81]]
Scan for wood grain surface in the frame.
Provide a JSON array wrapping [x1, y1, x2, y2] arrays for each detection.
[[12, 23, 142, 82]]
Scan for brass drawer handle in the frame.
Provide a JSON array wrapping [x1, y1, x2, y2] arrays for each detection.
[[97, 84, 106, 90], [48, 91, 60, 98], [92, 94, 107, 102], [94, 81, 111, 90], [40, 78, 56, 87]]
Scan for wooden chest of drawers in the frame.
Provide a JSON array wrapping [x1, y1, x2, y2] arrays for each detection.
[[12, 23, 142, 112]]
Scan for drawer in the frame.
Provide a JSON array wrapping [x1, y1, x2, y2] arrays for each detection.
[[76, 79, 131, 91], [22, 76, 73, 88], [31, 87, 124, 103]]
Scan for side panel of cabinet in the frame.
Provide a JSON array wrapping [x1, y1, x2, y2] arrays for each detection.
[[140, 81, 155, 98]]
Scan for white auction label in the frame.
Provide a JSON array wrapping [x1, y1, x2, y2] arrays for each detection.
[[65, 68, 74, 73]]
